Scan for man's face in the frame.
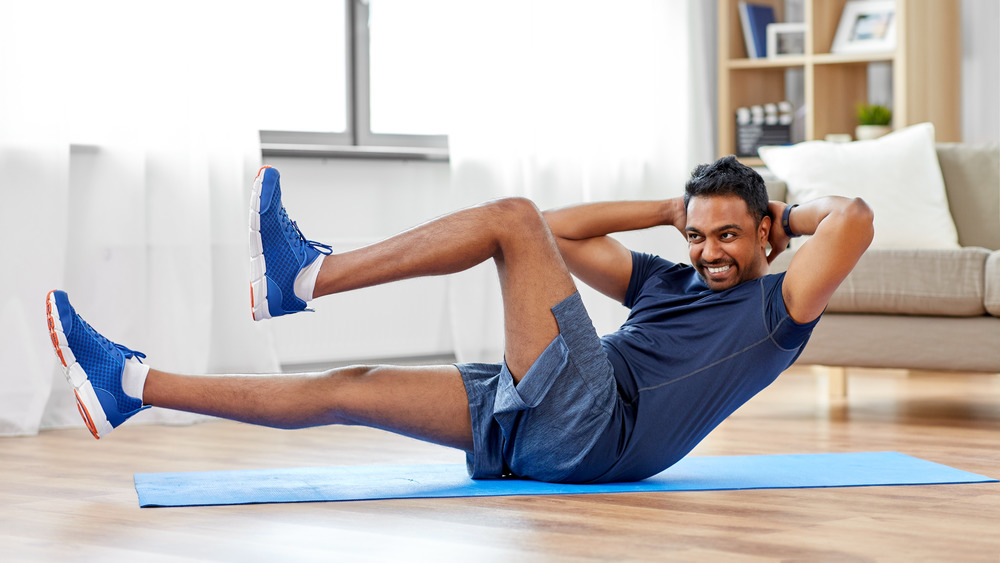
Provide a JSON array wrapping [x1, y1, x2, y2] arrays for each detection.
[[685, 195, 770, 291]]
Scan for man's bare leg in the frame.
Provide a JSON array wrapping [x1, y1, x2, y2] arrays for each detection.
[[137, 198, 577, 448], [50, 192, 578, 446], [313, 197, 578, 379], [143, 364, 474, 451], [48, 285, 475, 445]]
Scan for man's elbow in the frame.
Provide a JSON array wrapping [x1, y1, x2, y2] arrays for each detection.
[[843, 197, 875, 245]]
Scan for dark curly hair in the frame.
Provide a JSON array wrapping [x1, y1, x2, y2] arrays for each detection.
[[684, 155, 769, 225]]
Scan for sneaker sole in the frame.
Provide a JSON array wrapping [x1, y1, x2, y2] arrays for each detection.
[[45, 291, 113, 439], [249, 166, 272, 321]]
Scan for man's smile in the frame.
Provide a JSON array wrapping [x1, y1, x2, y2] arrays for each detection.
[[697, 260, 741, 288]]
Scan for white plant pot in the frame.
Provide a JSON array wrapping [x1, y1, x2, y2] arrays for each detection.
[[855, 125, 892, 141]]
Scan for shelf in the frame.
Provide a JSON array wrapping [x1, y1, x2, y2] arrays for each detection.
[[727, 52, 894, 70], [716, 0, 961, 160], [812, 52, 895, 65], [727, 56, 806, 69], [736, 157, 764, 167]]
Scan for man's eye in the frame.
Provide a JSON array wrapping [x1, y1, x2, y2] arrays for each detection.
[[721, 232, 737, 240]]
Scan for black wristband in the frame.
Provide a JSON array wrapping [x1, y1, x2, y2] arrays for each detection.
[[781, 204, 800, 238]]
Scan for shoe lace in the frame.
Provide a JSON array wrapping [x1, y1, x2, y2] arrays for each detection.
[[82, 317, 146, 363], [116, 343, 147, 363], [279, 205, 333, 256]]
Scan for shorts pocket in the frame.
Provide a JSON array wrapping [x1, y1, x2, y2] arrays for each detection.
[[493, 334, 568, 416]]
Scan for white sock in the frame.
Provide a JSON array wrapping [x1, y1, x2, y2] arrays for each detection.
[[122, 359, 150, 401], [293, 254, 325, 303]]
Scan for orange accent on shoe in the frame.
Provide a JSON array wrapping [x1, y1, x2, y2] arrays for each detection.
[[45, 291, 68, 368], [256, 164, 273, 178], [250, 283, 256, 321], [74, 390, 100, 439]]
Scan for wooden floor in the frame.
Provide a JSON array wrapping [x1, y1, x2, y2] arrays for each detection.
[[2, 367, 999, 561]]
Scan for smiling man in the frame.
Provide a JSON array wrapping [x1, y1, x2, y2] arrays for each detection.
[[47, 156, 873, 484], [539, 155, 873, 480]]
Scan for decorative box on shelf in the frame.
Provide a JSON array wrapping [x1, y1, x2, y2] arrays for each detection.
[[736, 123, 792, 157], [735, 102, 792, 158]]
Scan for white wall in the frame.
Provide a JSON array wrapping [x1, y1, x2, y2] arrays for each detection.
[[961, 0, 1000, 143]]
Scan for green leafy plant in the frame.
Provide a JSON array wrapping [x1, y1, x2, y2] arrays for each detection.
[[856, 104, 893, 126]]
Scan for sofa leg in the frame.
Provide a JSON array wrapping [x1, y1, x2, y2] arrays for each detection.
[[826, 366, 848, 398]]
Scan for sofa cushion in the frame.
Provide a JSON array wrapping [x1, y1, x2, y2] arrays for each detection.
[[986, 250, 1000, 317], [758, 123, 961, 251], [770, 248, 990, 317], [764, 179, 787, 202], [936, 143, 1000, 251]]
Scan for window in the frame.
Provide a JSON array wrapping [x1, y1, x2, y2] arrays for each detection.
[[254, 0, 349, 135], [260, 0, 450, 160]]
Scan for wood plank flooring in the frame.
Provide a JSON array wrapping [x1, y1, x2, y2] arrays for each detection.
[[2, 367, 998, 561]]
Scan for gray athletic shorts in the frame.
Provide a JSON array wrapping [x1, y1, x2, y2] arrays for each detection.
[[456, 292, 619, 483]]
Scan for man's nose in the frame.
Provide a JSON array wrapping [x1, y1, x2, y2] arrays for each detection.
[[703, 238, 724, 261]]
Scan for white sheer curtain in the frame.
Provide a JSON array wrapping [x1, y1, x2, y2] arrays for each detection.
[[446, 0, 717, 362], [0, 1, 285, 435], [0, 0, 717, 433]]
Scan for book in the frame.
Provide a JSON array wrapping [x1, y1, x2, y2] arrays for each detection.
[[739, 2, 776, 58]]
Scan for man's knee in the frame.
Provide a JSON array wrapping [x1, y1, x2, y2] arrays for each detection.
[[309, 365, 380, 426], [488, 197, 549, 237], [320, 364, 377, 390]]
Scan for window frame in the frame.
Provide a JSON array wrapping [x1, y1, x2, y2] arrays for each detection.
[[260, 0, 449, 161]]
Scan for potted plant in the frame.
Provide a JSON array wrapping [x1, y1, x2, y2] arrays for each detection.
[[855, 104, 893, 140]]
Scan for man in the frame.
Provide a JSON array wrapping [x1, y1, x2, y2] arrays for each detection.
[[46, 157, 873, 483]]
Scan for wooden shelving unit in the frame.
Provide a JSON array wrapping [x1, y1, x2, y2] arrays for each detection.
[[717, 0, 961, 166]]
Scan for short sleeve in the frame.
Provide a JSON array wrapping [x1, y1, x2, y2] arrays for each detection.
[[624, 251, 683, 309], [761, 273, 821, 350]]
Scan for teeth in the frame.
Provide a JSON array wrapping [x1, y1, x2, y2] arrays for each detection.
[[707, 265, 730, 274]]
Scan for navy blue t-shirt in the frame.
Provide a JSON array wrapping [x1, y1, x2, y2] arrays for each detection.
[[590, 251, 819, 482]]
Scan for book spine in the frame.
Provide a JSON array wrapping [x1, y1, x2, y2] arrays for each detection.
[[738, 2, 757, 58]]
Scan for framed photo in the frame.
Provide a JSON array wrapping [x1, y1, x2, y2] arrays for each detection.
[[767, 23, 806, 58], [831, 0, 896, 54]]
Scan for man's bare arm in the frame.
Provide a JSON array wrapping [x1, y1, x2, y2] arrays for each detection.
[[770, 197, 875, 324], [542, 199, 686, 303]]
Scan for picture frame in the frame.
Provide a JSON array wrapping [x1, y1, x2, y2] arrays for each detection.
[[766, 23, 806, 58], [830, 0, 897, 54]]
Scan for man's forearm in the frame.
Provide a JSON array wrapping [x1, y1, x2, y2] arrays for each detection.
[[784, 196, 872, 238], [543, 199, 685, 241], [774, 196, 874, 323]]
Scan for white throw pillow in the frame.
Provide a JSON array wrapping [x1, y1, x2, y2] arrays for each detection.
[[758, 123, 960, 250]]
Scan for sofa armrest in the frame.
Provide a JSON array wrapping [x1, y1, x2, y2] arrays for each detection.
[[987, 250, 1000, 317]]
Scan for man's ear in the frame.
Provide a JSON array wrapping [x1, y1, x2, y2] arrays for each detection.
[[759, 215, 772, 243]]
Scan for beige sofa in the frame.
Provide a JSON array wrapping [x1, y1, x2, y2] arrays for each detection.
[[767, 143, 1000, 385]]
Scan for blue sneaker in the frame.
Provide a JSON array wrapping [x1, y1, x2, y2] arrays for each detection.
[[249, 166, 332, 320], [45, 290, 149, 439]]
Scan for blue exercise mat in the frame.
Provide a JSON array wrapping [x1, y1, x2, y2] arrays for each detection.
[[134, 451, 996, 508]]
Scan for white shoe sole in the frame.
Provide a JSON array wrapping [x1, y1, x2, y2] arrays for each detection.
[[45, 291, 113, 439], [249, 166, 272, 321]]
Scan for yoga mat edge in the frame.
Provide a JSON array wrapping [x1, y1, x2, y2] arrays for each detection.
[[134, 451, 997, 508]]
